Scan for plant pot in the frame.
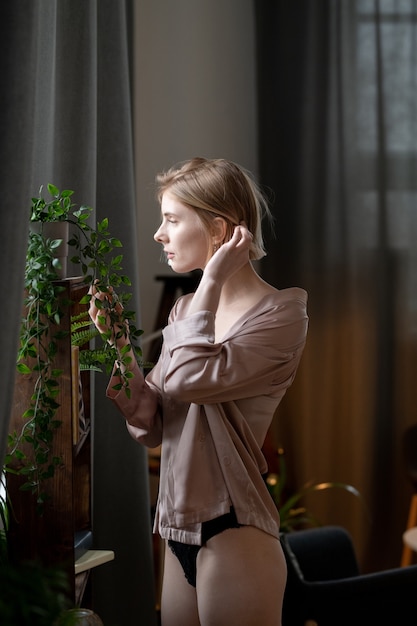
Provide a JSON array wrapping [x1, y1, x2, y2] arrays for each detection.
[[30, 221, 69, 279], [56, 607, 104, 625]]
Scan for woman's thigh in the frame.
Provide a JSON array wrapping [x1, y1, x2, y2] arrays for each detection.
[[196, 526, 287, 626], [160, 543, 200, 626]]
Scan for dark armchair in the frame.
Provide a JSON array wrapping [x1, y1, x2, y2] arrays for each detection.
[[281, 525, 417, 626]]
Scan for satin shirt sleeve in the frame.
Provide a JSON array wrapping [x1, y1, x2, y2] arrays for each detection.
[[158, 289, 308, 405]]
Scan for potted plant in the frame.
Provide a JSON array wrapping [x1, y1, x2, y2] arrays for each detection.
[[266, 447, 364, 532], [4, 184, 144, 508], [0, 553, 75, 626]]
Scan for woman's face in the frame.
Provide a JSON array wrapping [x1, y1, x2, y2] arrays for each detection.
[[154, 192, 211, 272]]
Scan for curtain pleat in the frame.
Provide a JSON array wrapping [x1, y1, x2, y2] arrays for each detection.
[[0, 2, 37, 470], [0, 1, 156, 623], [92, 2, 156, 623]]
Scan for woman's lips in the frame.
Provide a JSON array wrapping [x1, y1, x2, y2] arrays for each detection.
[[165, 251, 174, 266]]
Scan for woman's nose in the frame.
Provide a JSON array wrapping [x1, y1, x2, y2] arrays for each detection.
[[154, 225, 165, 243]]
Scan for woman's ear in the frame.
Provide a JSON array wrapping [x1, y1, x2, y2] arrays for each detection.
[[211, 216, 228, 246]]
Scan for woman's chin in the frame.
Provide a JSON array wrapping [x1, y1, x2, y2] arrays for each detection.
[[167, 259, 184, 273], [168, 259, 199, 274]]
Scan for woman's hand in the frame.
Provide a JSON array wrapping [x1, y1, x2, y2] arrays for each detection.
[[204, 222, 253, 283], [88, 283, 128, 349], [88, 283, 109, 335], [187, 223, 253, 318]]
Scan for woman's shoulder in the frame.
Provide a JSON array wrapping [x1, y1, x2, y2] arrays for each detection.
[[273, 286, 307, 304], [248, 288, 308, 345], [246, 287, 308, 332], [257, 284, 307, 309], [168, 292, 195, 320], [168, 286, 307, 327], [172, 285, 307, 310]]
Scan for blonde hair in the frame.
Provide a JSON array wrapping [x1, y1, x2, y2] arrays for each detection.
[[156, 157, 272, 260]]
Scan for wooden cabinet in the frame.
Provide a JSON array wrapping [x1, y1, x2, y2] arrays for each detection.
[[7, 277, 113, 605]]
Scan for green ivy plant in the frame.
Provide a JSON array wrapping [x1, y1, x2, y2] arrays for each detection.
[[4, 184, 143, 508]]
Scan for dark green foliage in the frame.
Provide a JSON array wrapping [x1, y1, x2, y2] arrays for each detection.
[[0, 560, 72, 626]]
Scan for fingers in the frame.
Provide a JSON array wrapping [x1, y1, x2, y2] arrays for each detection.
[[88, 284, 122, 328], [88, 284, 123, 313], [231, 223, 253, 248]]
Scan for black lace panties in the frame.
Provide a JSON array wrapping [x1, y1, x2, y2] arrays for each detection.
[[167, 507, 241, 587]]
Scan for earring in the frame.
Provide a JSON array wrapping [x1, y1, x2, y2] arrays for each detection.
[[213, 243, 218, 253]]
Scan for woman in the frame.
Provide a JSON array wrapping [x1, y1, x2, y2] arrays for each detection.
[[89, 157, 308, 626]]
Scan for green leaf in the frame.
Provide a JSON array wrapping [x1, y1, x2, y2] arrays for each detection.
[[111, 254, 123, 266], [47, 183, 60, 197], [17, 363, 31, 374], [50, 238, 63, 250], [98, 240, 111, 255], [20, 482, 37, 492], [98, 218, 109, 232]]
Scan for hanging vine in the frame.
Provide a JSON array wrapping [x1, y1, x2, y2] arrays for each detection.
[[4, 184, 144, 508]]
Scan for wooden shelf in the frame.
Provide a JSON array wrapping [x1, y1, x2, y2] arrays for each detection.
[[75, 549, 115, 574], [7, 278, 101, 607]]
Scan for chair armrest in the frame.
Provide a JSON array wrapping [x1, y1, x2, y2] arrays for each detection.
[[303, 566, 417, 626]]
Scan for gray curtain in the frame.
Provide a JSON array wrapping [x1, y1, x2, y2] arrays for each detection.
[[0, 2, 156, 624], [0, 3, 35, 473], [256, 0, 417, 572]]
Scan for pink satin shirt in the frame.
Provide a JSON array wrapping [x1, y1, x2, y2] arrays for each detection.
[[107, 288, 308, 545]]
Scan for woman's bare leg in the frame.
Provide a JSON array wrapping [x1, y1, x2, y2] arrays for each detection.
[[160, 542, 201, 626], [196, 526, 286, 626]]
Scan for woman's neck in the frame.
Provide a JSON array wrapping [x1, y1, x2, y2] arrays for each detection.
[[219, 262, 269, 306]]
